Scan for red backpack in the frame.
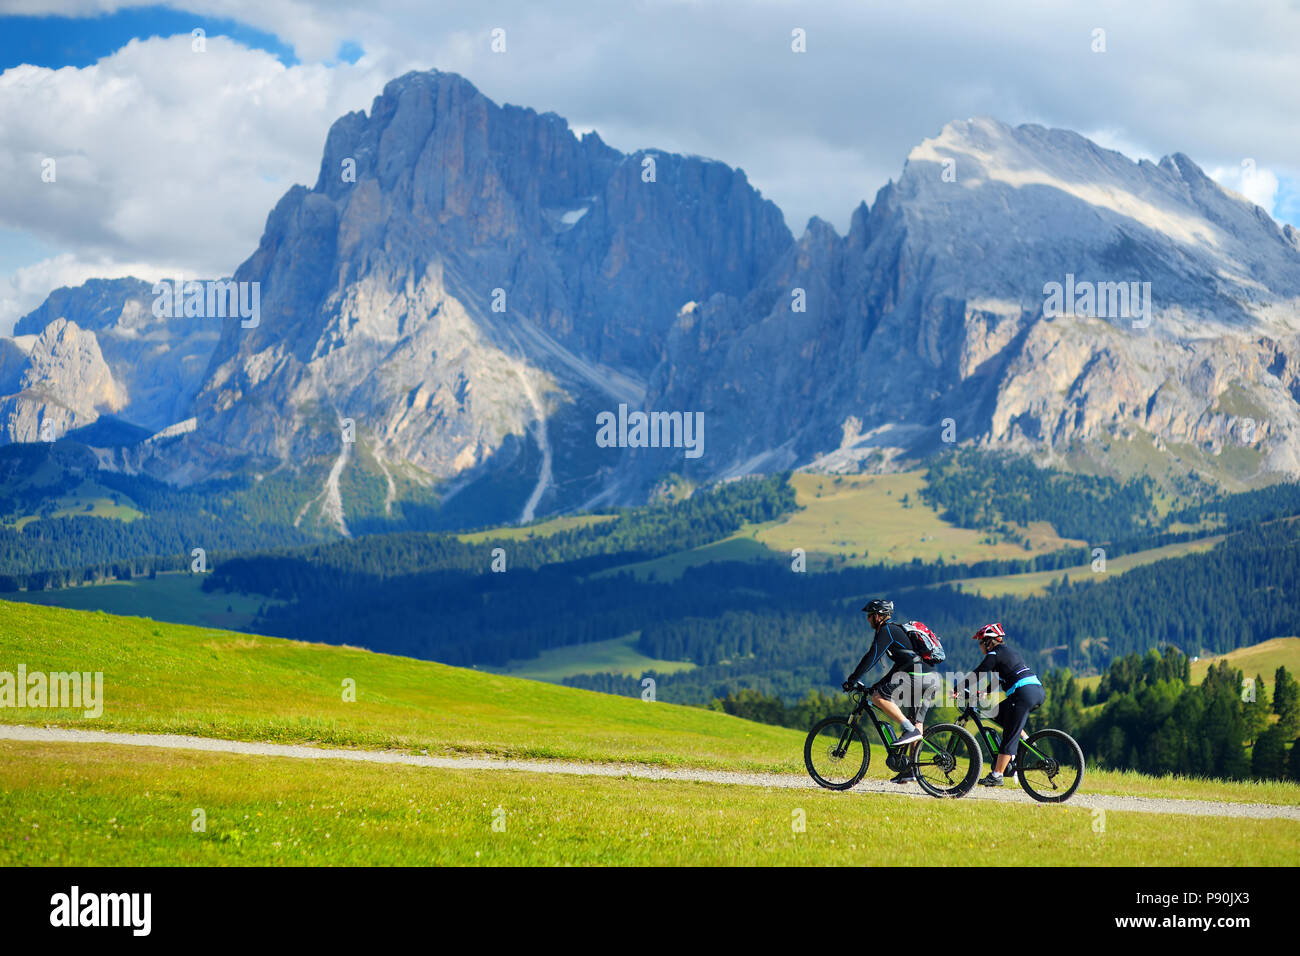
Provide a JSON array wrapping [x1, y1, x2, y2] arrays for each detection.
[[902, 620, 946, 664]]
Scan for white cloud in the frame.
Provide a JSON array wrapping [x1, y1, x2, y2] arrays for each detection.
[[1209, 161, 1281, 214], [0, 33, 413, 331]]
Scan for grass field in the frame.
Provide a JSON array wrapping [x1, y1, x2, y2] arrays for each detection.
[[3, 601, 1299, 809], [755, 472, 1084, 566], [1078, 637, 1300, 697], [589, 524, 784, 581], [592, 471, 1088, 583], [0, 572, 272, 630], [952, 535, 1227, 598], [3, 740, 1296, 866], [456, 513, 618, 544], [6, 479, 143, 530], [1189, 638, 1300, 684], [487, 632, 696, 682], [0, 600, 801, 772]]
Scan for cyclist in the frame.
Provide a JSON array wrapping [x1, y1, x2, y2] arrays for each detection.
[[842, 598, 940, 783], [971, 623, 1044, 787]]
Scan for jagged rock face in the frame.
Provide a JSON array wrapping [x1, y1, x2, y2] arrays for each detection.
[[191, 70, 791, 495], [14, 278, 153, 337], [644, 118, 1300, 489], [6, 277, 221, 437], [0, 318, 124, 441], [9, 88, 1300, 518]]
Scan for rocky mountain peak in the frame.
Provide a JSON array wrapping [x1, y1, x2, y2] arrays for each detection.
[[9, 76, 1300, 521]]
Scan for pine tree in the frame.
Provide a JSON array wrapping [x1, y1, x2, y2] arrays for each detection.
[[1275, 667, 1300, 736], [1251, 726, 1289, 780], [1243, 672, 1271, 745]]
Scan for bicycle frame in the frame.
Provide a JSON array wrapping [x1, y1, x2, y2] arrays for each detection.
[[957, 704, 1044, 765], [846, 691, 941, 757]]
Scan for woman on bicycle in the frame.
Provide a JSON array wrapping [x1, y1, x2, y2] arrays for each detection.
[[972, 623, 1044, 787]]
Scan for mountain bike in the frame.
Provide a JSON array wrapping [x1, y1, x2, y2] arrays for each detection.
[[956, 703, 1085, 802], [804, 686, 982, 798]]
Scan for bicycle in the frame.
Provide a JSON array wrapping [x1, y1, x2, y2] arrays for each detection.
[[804, 685, 982, 798], [956, 703, 1085, 802]]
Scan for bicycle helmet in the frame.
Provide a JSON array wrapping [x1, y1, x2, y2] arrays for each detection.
[[862, 599, 894, 618], [972, 622, 1006, 643]]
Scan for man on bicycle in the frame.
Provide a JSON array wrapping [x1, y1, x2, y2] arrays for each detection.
[[971, 622, 1044, 786], [842, 598, 940, 783]]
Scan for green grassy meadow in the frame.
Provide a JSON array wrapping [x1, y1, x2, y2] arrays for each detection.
[[588, 470, 1092, 584], [0, 600, 801, 771], [488, 632, 696, 682], [3, 600, 1300, 813], [1188, 637, 1300, 685], [1077, 637, 1300, 696], [456, 513, 618, 544], [755, 472, 1084, 566], [952, 536, 1227, 598], [3, 740, 1296, 866], [1, 572, 272, 630]]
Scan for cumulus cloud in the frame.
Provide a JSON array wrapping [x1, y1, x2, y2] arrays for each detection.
[[1209, 160, 1281, 214], [0, 33, 413, 331]]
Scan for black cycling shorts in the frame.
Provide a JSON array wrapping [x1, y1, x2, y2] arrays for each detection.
[[993, 683, 1045, 756]]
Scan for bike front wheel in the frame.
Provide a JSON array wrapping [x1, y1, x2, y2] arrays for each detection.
[[804, 716, 871, 790], [914, 723, 982, 798], [1016, 728, 1085, 803]]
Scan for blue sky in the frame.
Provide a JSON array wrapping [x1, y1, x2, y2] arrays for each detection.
[[0, 5, 300, 71], [0, 1, 1297, 333]]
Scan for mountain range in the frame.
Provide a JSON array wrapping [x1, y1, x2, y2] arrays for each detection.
[[5, 69, 1299, 530]]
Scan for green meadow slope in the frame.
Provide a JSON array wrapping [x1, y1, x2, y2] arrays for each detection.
[[1078, 637, 1300, 697], [2, 603, 1300, 865], [3, 600, 1299, 810], [0, 600, 799, 772]]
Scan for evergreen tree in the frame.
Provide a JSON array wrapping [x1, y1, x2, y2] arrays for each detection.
[[1251, 726, 1289, 780], [1274, 666, 1300, 736], [1242, 672, 1271, 745]]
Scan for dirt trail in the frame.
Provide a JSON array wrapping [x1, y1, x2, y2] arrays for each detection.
[[3, 724, 1297, 822]]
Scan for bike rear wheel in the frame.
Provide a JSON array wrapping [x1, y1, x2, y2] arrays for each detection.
[[1016, 728, 1085, 803], [804, 716, 871, 790], [913, 723, 982, 798]]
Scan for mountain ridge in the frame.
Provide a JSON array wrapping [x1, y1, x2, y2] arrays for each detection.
[[6, 72, 1300, 525]]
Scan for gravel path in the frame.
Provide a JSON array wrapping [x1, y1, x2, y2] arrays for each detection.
[[4, 724, 1298, 822]]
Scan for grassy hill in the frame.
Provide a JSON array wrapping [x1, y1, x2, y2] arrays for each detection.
[[486, 632, 696, 682], [2, 600, 1298, 802], [1078, 637, 1300, 696], [456, 513, 618, 543], [952, 535, 1226, 598], [756, 472, 1085, 565], [1189, 637, 1300, 685], [2, 602, 1299, 865], [1, 571, 270, 630], [0, 599, 800, 771], [588, 470, 1089, 584]]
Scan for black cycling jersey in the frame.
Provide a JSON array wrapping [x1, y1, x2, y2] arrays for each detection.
[[974, 642, 1037, 693], [847, 619, 929, 686]]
